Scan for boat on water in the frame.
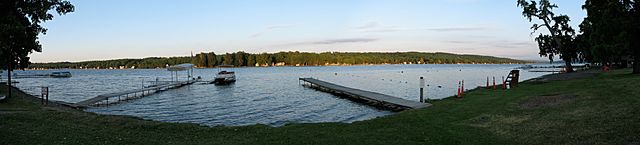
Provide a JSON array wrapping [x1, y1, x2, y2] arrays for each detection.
[[214, 65, 236, 85], [50, 71, 72, 78]]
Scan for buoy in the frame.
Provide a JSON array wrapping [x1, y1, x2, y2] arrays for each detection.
[[486, 77, 489, 89], [493, 76, 496, 90], [502, 76, 506, 89], [457, 81, 461, 98], [461, 80, 465, 97]]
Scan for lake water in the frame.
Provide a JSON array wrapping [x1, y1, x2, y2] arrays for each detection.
[[9, 64, 551, 126]]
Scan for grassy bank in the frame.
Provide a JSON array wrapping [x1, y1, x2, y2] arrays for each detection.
[[1, 69, 639, 144]]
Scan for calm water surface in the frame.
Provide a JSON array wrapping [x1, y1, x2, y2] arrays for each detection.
[[11, 64, 550, 126]]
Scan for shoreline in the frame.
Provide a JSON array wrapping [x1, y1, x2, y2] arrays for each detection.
[[2, 68, 637, 144], [5, 68, 588, 124], [24, 62, 533, 70]]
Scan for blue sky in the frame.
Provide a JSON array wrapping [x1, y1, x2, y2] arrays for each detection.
[[35, 0, 587, 62]]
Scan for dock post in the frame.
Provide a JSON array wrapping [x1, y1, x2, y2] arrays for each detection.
[[419, 77, 425, 103], [41, 86, 48, 105]]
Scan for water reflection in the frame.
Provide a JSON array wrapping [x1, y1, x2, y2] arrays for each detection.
[[13, 64, 550, 126]]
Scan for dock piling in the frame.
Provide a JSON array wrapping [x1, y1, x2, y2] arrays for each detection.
[[419, 77, 425, 103]]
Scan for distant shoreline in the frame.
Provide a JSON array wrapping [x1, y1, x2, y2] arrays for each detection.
[[27, 51, 531, 70], [24, 62, 532, 70]]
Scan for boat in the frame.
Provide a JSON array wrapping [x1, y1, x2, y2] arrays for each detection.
[[214, 65, 236, 85], [50, 71, 72, 78]]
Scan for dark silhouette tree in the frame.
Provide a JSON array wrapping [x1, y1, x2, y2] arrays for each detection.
[[633, 0, 640, 74], [1, 0, 74, 98], [517, 0, 578, 72], [580, 0, 640, 74]]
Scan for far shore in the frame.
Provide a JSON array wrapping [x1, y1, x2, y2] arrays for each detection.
[[23, 62, 537, 70]]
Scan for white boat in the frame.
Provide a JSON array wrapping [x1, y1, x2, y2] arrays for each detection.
[[50, 71, 72, 78], [214, 65, 236, 85]]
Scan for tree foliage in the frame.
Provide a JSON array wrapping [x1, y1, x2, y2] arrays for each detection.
[[1, 0, 74, 98], [1, 0, 74, 70], [580, 0, 640, 73], [517, 0, 579, 72]]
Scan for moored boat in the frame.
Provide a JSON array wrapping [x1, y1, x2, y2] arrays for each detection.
[[214, 71, 236, 85], [50, 71, 72, 78], [214, 65, 236, 85]]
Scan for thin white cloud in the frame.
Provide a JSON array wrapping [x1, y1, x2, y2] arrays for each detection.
[[354, 22, 407, 33], [354, 22, 491, 33], [426, 27, 490, 32], [312, 38, 378, 45], [279, 38, 378, 46], [250, 24, 296, 38], [354, 22, 380, 29]]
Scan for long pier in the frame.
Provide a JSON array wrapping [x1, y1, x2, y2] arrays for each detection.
[[299, 78, 430, 111], [74, 79, 199, 108]]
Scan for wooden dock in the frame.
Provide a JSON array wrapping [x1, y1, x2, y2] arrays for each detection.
[[299, 78, 430, 111], [75, 79, 199, 108]]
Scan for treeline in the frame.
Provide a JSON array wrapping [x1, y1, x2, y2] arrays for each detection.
[[28, 52, 528, 69], [578, 0, 640, 73], [517, 0, 640, 74]]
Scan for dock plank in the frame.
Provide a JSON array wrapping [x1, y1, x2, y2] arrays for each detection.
[[299, 78, 430, 111]]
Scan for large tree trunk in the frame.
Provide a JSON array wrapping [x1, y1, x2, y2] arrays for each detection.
[[564, 60, 574, 73], [633, 57, 640, 74], [7, 51, 12, 99]]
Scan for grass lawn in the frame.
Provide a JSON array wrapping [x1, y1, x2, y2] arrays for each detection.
[[1, 69, 639, 144]]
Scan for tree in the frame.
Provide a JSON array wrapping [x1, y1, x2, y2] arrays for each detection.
[[580, 0, 640, 74], [1, 0, 74, 98], [222, 53, 234, 65], [247, 54, 256, 67], [206, 52, 217, 67], [633, 0, 640, 74], [517, 0, 578, 72], [234, 51, 247, 66], [196, 53, 208, 67]]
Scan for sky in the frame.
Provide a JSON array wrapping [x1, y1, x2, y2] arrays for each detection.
[[33, 0, 587, 62]]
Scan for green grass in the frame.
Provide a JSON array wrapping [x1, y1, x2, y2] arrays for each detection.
[[1, 69, 639, 144]]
